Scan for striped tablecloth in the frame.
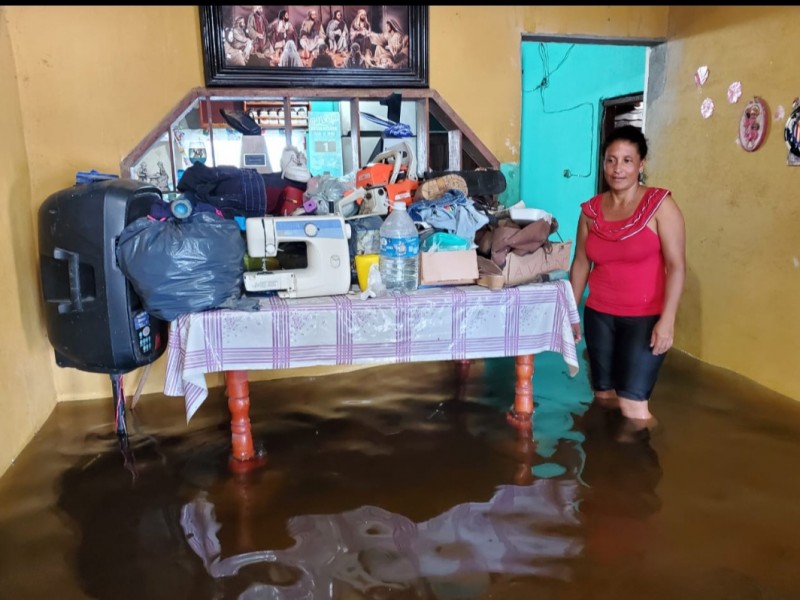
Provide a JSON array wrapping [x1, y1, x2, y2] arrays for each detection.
[[164, 281, 581, 421]]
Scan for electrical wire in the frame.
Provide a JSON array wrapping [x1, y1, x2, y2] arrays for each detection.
[[130, 363, 152, 410], [524, 43, 596, 179], [112, 373, 126, 436], [524, 43, 576, 94]]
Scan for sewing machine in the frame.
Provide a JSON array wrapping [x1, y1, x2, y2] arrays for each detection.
[[243, 215, 352, 299]]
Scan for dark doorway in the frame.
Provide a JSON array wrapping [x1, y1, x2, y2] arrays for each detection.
[[597, 93, 644, 193]]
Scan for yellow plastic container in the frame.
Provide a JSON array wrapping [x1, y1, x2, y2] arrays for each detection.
[[355, 254, 380, 292]]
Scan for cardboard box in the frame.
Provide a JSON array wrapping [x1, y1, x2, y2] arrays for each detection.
[[503, 241, 572, 286], [419, 249, 479, 286]]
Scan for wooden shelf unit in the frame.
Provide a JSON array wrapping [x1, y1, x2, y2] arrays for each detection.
[[122, 87, 499, 182]]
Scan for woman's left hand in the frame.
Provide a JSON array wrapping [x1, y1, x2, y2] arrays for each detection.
[[650, 318, 674, 355]]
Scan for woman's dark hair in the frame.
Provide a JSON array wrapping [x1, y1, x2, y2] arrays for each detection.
[[602, 125, 648, 160]]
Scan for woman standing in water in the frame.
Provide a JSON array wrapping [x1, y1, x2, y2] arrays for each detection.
[[569, 125, 686, 438]]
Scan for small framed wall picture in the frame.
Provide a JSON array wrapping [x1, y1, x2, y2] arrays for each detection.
[[784, 99, 800, 165], [738, 97, 768, 152]]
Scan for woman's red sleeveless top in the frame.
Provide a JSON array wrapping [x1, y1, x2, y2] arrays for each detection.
[[581, 187, 670, 317]]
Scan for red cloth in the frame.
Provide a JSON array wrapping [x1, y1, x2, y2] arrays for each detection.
[[581, 187, 670, 316]]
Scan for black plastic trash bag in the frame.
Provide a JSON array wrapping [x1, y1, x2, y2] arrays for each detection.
[[116, 212, 245, 321]]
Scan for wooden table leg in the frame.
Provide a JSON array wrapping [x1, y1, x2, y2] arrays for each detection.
[[514, 354, 534, 414], [507, 354, 534, 431], [225, 370, 258, 465]]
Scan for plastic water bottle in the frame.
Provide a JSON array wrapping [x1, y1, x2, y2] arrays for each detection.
[[379, 202, 419, 291]]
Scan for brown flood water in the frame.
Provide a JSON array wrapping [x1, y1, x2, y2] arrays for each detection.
[[1, 351, 800, 599]]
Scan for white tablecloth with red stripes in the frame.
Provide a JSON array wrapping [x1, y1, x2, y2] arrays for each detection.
[[164, 281, 580, 421]]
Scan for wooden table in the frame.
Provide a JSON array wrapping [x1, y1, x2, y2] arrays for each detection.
[[164, 281, 580, 464]]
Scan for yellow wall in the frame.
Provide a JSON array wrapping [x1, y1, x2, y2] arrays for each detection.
[[646, 6, 800, 400], [0, 8, 59, 474], [6, 6, 205, 404]]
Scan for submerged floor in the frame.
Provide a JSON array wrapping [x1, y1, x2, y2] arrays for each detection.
[[1, 349, 800, 599]]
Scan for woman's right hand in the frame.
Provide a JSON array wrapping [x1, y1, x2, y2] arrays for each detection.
[[571, 322, 582, 343]]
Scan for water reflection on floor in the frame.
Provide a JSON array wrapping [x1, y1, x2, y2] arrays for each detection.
[[2, 351, 800, 599]]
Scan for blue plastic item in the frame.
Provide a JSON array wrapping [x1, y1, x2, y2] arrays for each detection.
[[420, 232, 472, 252], [170, 198, 193, 219], [75, 170, 119, 185]]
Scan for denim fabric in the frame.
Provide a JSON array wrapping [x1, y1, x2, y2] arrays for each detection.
[[407, 190, 489, 240]]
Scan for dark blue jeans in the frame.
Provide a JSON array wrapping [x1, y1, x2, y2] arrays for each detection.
[[583, 306, 667, 401]]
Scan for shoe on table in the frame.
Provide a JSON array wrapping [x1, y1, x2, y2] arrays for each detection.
[[281, 146, 311, 183], [414, 173, 468, 201], [423, 168, 507, 197]]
